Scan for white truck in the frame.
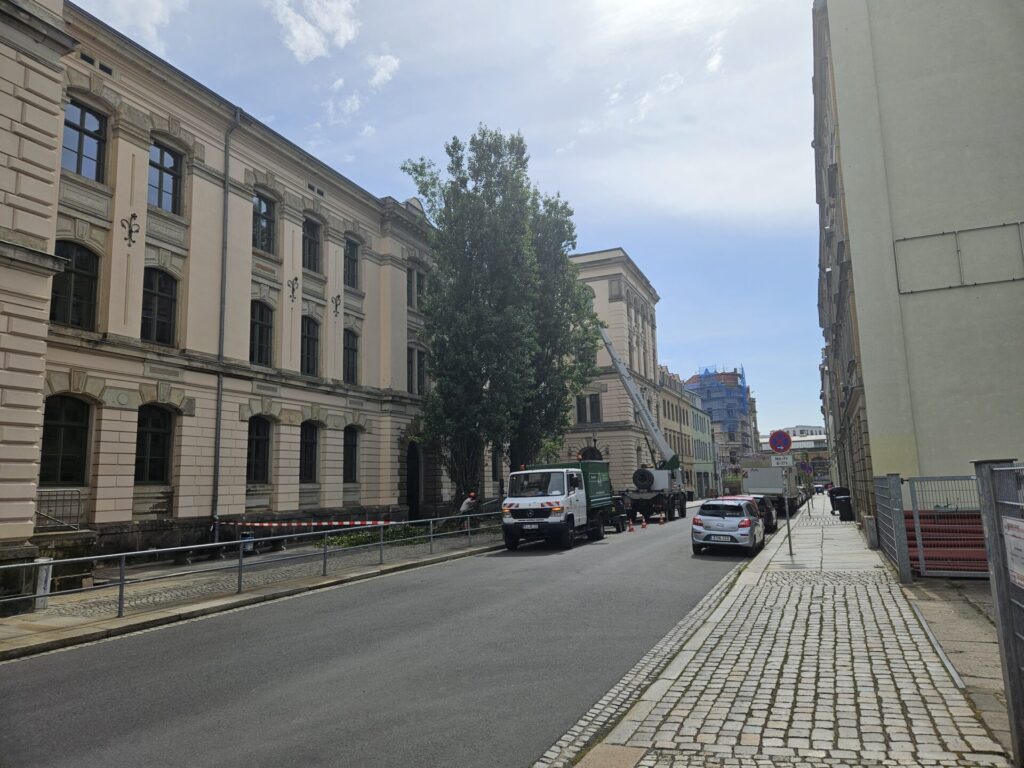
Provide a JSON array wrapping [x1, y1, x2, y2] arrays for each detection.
[[740, 460, 801, 516], [599, 328, 685, 522], [501, 460, 623, 550]]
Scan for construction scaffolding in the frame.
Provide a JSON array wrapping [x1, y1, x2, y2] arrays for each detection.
[[685, 367, 750, 438]]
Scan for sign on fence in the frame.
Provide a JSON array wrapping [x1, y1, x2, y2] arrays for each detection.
[[1004, 518, 1024, 590]]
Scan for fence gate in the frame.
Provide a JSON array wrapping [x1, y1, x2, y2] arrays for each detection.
[[975, 459, 1024, 767], [873, 473, 912, 584], [907, 476, 987, 577]]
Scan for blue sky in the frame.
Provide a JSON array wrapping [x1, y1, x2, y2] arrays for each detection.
[[76, 0, 822, 432]]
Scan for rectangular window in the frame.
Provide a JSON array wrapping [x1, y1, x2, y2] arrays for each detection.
[[299, 422, 318, 484], [141, 268, 176, 346], [246, 417, 270, 485], [343, 427, 358, 483], [416, 272, 426, 305], [249, 301, 273, 366], [61, 101, 105, 182], [148, 143, 182, 214], [417, 350, 427, 395], [576, 396, 587, 425], [588, 394, 602, 424], [344, 239, 359, 289], [406, 268, 415, 308], [343, 329, 358, 384], [301, 316, 319, 376], [252, 194, 275, 253], [302, 219, 322, 273], [407, 347, 415, 393]]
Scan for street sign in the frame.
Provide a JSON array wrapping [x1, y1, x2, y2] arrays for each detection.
[[771, 455, 793, 467], [799, 461, 814, 474], [769, 430, 792, 454]]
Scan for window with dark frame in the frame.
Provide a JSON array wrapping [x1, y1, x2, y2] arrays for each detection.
[[343, 329, 358, 384], [407, 347, 415, 393], [300, 316, 319, 376], [588, 394, 602, 424], [134, 405, 173, 484], [147, 143, 182, 214], [416, 350, 427, 395], [343, 426, 358, 483], [406, 268, 414, 307], [140, 267, 177, 346], [302, 218, 322, 273], [416, 271, 425, 305], [40, 395, 90, 486], [61, 100, 105, 182], [299, 421, 318, 484], [252, 193, 275, 253], [50, 241, 98, 331], [492, 445, 502, 482], [576, 396, 587, 425], [246, 416, 271, 484], [344, 239, 359, 288], [249, 300, 273, 366]]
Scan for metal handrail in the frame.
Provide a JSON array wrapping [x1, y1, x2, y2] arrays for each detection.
[[0, 510, 503, 617]]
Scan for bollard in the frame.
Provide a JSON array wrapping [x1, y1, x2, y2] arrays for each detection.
[[33, 557, 53, 612]]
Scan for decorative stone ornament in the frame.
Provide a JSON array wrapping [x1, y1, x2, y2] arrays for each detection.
[[121, 212, 139, 246]]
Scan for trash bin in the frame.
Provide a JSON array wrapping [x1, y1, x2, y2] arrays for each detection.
[[827, 486, 850, 513], [836, 495, 855, 522], [686, 490, 695, 502], [240, 530, 255, 554]]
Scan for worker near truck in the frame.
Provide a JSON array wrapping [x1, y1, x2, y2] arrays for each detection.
[[459, 491, 478, 515]]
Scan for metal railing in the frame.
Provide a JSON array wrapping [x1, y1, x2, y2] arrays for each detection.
[[975, 460, 1024, 766], [873, 474, 912, 584], [0, 510, 502, 619], [35, 489, 84, 531], [906, 475, 986, 578]]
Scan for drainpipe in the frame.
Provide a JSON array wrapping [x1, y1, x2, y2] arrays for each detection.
[[211, 107, 241, 544]]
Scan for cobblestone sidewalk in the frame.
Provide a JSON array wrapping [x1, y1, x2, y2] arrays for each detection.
[[540, 496, 1010, 768]]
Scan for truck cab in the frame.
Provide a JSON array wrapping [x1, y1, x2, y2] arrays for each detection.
[[501, 461, 615, 550]]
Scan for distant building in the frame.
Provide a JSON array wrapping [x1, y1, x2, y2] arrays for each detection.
[[684, 368, 758, 487], [659, 367, 715, 498], [813, 1, 1024, 516]]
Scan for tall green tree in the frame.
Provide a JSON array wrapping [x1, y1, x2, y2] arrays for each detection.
[[403, 126, 600, 502]]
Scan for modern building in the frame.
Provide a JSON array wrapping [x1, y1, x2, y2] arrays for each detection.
[[813, 0, 1024, 516], [659, 367, 715, 498], [562, 248, 662, 492], [0, 0, 443, 575], [684, 367, 759, 489]]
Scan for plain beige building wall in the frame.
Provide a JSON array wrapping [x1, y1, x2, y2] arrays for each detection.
[[818, 0, 1024, 477]]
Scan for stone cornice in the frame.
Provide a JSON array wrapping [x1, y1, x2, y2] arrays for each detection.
[[0, 238, 65, 276], [1, 0, 76, 69]]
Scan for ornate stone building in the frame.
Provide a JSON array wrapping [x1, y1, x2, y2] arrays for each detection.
[[0, 0, 441, 570]]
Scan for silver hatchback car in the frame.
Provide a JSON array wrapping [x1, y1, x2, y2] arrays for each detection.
[[692, 499, 765, 556]]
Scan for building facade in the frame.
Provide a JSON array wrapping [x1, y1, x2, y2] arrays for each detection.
[[813, 0, 1024, 516], [659, 367, 714, 498], [684, 368, 758, 489], [562, 248, 662, 492], [1, 1, 443, 567]]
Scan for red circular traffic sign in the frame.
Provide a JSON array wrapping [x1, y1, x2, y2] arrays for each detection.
[[769, 430, 792, 454]]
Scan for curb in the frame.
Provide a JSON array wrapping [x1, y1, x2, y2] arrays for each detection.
[[0, 543, 504, 663]]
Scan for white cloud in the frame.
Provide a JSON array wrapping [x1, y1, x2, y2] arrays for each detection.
[[344, 92, 361, 114], [360, 124, 375, 137], [331, 77, 346, 91], [266, 0, 359, 64], [73, 0, 188, 56], [367, 53, 400, 89], [706, 29, 726, 73]]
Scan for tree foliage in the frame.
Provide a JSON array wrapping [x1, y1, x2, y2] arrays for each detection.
[[402, 126, 600, 502]]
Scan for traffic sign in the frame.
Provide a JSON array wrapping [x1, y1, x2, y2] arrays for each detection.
[[771, 455, 793, 467], [769, 430, 792, 454], [799, 461, 814, 474]]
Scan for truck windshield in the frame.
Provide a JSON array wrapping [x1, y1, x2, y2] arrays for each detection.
[[509, 472, 565, 497]]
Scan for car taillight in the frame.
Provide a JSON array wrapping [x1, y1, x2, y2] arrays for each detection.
[[692, 516, 703, 526], [738, 518, 752, 528]]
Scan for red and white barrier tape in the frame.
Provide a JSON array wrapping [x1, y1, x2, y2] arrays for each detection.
[[222, 520, 392, 528]]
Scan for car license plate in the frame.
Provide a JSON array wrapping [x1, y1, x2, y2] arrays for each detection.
[[523, 524, 538, 530], [708, 535, 732, 542]]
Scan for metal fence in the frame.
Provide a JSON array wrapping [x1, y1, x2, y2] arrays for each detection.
[[975, 460, 1024, 766], [0, 510, 503, 618], [907, 475, 987, 578], [873, 474, 912, 583], [35, 489, 83, 531]]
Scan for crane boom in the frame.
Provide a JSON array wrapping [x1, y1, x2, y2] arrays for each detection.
[[598, 327, 679, 470]]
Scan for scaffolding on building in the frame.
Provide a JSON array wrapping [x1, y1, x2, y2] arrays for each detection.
[[685, 367, 750, 441]]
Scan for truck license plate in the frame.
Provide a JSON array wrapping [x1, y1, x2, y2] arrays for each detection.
[[523, 524, 538, 530], [708, 535, 732, 542]]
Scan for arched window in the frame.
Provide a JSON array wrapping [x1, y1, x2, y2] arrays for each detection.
[[301, 316, 319, 376], [299, 421, 318, 484], [343, 426, 358, 484], [249, 300, 273, 365], [51, 241, 98, 331], [246, 416, 271, 484], [135, 405, 173, 484], [581, 447, 602, 461], [40, 396, 90, 486], [141, 267, 177, 346]]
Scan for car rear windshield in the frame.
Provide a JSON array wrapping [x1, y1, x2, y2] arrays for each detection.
[[700, 503, 745, 517]]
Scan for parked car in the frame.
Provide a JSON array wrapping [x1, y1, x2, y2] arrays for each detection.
[[719, 494, 777, 533], [814, 484, 825, 494], [691, 498, 766, 557]]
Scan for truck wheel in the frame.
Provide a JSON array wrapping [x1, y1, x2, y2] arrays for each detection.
[[503, 530, 519, 551], [560, 517, 575, 550], [590, 518, 605, 541]]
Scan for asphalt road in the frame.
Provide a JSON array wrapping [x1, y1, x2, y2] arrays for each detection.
[[0, 519, 743, 768]]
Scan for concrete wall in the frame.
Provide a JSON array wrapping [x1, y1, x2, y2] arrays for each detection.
[[824, 0, 1024, 476]]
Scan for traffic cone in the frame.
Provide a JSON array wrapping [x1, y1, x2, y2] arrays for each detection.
[[659, 511, 665, 525], [627, 518, 635, 533], [641, 516, 648, 529]]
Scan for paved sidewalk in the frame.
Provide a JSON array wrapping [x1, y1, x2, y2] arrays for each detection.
[[540, 495, 1011, 768]]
